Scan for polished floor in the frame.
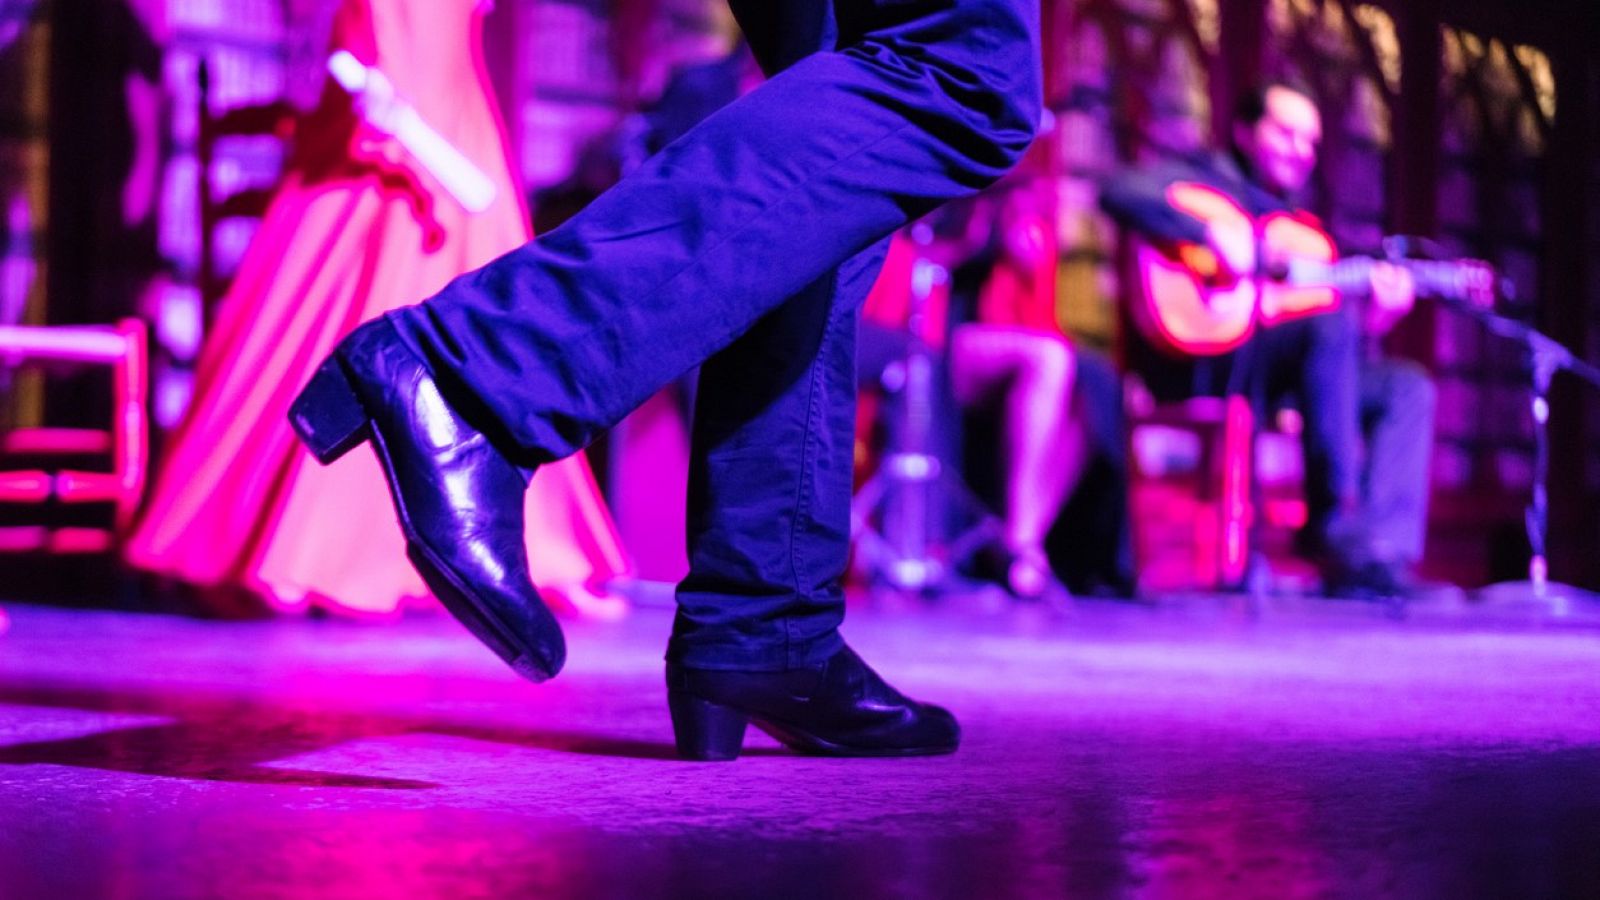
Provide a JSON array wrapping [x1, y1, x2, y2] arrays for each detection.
[[2, 590, 1599, 899]]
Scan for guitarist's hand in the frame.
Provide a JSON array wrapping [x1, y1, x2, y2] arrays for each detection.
[[1205, 219, 1257, 279], [1366, 261, 1416, 337]]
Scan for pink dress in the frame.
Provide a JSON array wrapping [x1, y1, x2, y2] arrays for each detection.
[[126, 0, 630, 616]]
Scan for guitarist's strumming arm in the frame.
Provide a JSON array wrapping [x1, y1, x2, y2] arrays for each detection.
[[1098, 166, 1210, 247], [1101, 164, 1258, 278]]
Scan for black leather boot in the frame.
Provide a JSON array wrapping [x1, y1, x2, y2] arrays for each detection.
[[666, 645, 960, 761], [287, 316, 565, 681]]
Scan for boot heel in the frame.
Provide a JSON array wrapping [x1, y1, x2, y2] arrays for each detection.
[[289, 357, 370, 464], [668, 692, 749, 761]]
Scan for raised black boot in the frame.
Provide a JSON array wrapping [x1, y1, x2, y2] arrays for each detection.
[[288, 316, 565, 681]]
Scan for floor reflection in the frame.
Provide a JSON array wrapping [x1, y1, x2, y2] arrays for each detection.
[[1, 603, 1598, 898]]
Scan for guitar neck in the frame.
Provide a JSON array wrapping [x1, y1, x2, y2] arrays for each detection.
[[1288, 256, 1483, 301]]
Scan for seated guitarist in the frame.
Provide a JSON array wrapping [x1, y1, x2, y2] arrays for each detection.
[[1100, 81, 1443, 599]]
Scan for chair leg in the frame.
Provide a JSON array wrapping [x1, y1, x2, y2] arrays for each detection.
[[1218, 396, 1254, 589]]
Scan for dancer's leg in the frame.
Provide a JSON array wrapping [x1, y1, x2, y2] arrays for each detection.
[[667, 0, 886, 671]]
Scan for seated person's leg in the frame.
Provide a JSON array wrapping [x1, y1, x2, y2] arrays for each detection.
[[1045, 349, 1135, 595], [1257, 308, 1362, 565], [950, 323, 1075, 596], [1360, 358, 1436, 567]]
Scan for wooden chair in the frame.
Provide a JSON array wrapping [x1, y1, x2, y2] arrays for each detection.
[[0, 318, 150, 554], [196, 58, 296, 313], [1124, 380, 1254, 592], [1124, 373, 1318, 593]]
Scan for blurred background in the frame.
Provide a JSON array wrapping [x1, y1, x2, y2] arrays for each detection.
[[2, 0, 1598, 609]]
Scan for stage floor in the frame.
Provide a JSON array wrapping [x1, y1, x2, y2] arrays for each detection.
[[2, 592, 1599, 898]]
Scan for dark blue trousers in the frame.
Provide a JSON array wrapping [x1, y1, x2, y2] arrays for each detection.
[[1360, 358, 1436, 565], [1250, 306, 1362, 541], [388, 0, 1042, 669]]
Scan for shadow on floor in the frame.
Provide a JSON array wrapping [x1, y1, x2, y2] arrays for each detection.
[[0, 679, 771, 788]]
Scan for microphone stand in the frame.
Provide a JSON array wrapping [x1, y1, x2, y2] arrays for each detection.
[[852, 225, 1001, 597], [1471, 315, 1600, 612], [1408, 253, 1600, 613]]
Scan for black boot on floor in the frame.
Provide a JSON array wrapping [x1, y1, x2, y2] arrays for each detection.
[[666, 645, 960, 761]]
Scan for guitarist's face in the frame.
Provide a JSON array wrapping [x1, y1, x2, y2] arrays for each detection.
[[1236, 86, 1322, 197]]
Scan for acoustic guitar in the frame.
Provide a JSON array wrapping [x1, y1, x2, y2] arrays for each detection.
[[1130, 182, 1496, 357]]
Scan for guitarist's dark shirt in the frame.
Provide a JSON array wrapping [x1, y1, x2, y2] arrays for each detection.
[[1099, 148, 1300, 248]]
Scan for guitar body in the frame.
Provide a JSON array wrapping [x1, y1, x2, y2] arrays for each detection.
[[1258, 213, 1339, 326], [1129, 181, 1341, 357]]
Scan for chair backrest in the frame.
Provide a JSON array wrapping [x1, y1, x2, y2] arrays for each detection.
[[196, 58, 296, 315]]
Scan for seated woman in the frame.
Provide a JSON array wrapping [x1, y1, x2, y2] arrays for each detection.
[[859, 181, 1080, 599]]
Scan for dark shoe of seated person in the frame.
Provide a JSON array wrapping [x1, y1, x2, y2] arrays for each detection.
[[287, 316, 565, 682], [1010, 548, 1073, 606], [665, 645, 960, 761], [1297, 518, 1395, 599], [1322, 558, 1404, 600], [1325, 559, 1464, 604], [972, 541, 1072, 604]]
